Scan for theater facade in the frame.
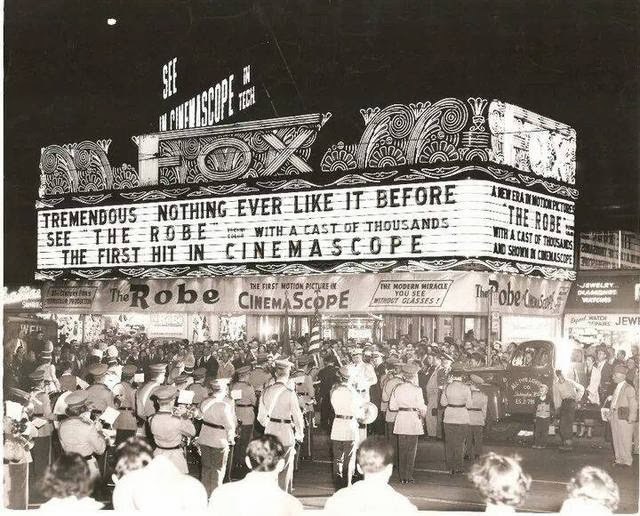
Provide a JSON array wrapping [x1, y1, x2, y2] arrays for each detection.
[[36, 98, 577, 346]]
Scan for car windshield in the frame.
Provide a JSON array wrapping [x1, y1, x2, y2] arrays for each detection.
[[511, 343, 552, 368]]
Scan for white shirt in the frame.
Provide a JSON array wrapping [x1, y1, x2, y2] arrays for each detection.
[[612, 380, 626, 408], [38, 496, 103, 511], [208, 471, 304, 516], [112, 455, 207, 511], [324, 478, 418, 514], [560, 498, 612, 516]]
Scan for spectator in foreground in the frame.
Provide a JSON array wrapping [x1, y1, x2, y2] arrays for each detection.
[[324, 437, 418, 514], [468, 453, 531, 514], [208, 434, 303, 516], [39, 453, 103, 511], [111, 436, 153, 483], [111, 442, 207, 511], [559, 466, 619, 515]]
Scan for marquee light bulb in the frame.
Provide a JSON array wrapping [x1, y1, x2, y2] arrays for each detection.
[[107, 18, 117, 26]]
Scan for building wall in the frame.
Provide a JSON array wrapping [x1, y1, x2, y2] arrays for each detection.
[[579, 231, 640, 270]]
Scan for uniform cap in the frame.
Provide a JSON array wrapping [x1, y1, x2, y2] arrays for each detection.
[[193, 368, 206, 380], [401, 363, 420, 376], [88, 363, 109, 377], [66, 390, 88, 410], [122, 364, 137, 377], [174, 373, 189, 386], [154, 385, 178, 401], [613, 365, 628, 376], [8, 387, 30, 403], [469, 374, 486, 386], [149, 363, 167, 374], [236, 365, 251, 375]]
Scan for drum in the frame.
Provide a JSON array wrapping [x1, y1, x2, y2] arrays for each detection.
[[358, 402, 378, 425]]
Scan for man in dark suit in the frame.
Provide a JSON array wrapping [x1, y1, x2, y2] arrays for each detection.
[[199, 341, 219, 378], [317, 355, 339, 431]]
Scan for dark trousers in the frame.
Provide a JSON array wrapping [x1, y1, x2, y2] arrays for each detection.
[[444, 423, 468, 473], [559, 399, 576, 445], [29, 435, 51, 503], [467, 425, 484, 460], [534, 417, 550, 446], [385, 422, 400, 468], [331, 440, 357, 489], [5, 462, 29, 509], [233, 425, 253, 470], [200, 445, 228, 497], [397, 434, 418, 481]]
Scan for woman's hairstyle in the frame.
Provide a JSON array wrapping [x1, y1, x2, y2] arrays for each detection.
[[469, 453, 531, 507], [41, 453, 92, 499], [246, 434, 285, 472], [566, 466, 619, 511], [113, 436, 154, 479], [356, 437, 394, 474]]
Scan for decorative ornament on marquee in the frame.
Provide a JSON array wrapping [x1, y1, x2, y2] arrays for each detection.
[[39, 139, 140, 197], [154, 113, 332, 185], [320, 98, 576, 186]]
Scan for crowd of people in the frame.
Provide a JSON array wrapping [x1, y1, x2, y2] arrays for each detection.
[[2, 325, 638, 512]]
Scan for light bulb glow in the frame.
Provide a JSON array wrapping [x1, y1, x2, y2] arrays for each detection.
[[107, 18, 117, 26]]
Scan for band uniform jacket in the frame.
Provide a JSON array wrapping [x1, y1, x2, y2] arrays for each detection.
[[58, 416, 107, 457], [187, 381, 210, 405], [247, 366, 273, 396], [389, 382, 427, 435], [112, 381, 137, 431], [330, 382, 363, 442], [441, 381, 472, 425], [382, 376, 404, 422], [468, 389, 488, 426], [136, 381, 162, 419], [31, 389, 54, 437], [295, 373, 315, 414], [258, 382, 304, 447], [231, 381, 257, 426], [149, 411, 196, 474], [352, 362, 377, 401], [85, 383, 115, 412], [199, 398, 236, 447]]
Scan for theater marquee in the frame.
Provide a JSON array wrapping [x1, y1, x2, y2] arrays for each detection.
[[37, 178, 574, 272]]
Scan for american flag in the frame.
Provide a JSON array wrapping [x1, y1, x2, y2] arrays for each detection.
[[307, 308, 322, 353]]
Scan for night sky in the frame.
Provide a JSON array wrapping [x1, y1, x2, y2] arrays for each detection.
[[4, 0, 639, 285]]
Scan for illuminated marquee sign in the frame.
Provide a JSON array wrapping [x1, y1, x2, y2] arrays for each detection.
[[37, 179, 575, 272]]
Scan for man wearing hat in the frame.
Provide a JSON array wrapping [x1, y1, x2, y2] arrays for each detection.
[[388, 363, 427, 483], [85, 363, 116, 413], [608, 364, 638, 466], [248, 354, 274, 400], [258, 359, 304, 493], [329, 365, 364, 489], [187, 368, 210, 405], [27, 368, 55, 501], [112, 364, 138, 445], [382, 358, 403, 443], [440, 366, 472, 474], [199, 379, 236, 495], [467, 375, 488, 461], [104, 344, 122, 391], [231, 366, 257, 475], [351, 349, 378, 403], [148, 385, 196, 474], [58, 390, 107, 483], [136, 363, 166, 420]]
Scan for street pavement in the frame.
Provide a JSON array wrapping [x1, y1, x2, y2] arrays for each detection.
[[292, 432, 639, 512]]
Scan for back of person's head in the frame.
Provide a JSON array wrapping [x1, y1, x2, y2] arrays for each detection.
[[356, 437, 394, 477], [566, 466, 619, 512], [42, 453, 92, 499], [113, 436, 154, 480], [245, 434, 286, 473], [469, 453, 531, 507]]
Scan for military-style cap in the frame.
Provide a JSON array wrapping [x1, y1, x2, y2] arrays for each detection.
[[469, 374, 486, 386], [613, 365, 628, 376], [9, 387, 30, 403], [236, 365, 251, 375], [193, 367, 206, 380], [174, 373, 189, 386], [149, 363, 167, 374], [88, 363, 109, 377], [66, 390, 88, 410], [401, 363, 420, 375], [29, 369, 44, 382], [122, 364, 137, 377], [154, 385, 178, 401]]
